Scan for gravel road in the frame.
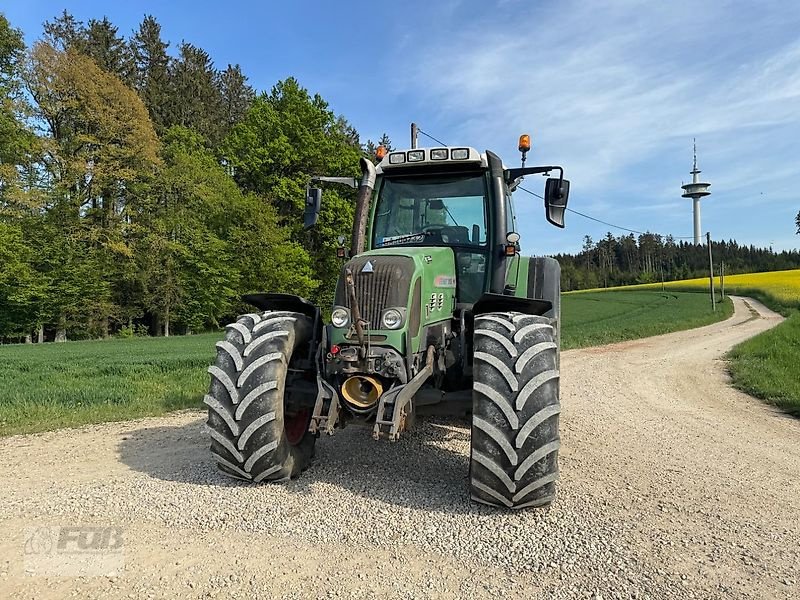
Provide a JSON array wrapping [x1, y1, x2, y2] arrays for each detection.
[[1, 296, 797, 599]]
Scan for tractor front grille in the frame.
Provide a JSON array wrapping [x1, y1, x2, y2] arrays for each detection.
[[335, 256, 414, 329]]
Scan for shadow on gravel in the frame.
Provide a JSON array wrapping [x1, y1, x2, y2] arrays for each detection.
[[118, 416, 487, 514]]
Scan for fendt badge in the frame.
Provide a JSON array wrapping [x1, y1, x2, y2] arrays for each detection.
[[362, 261, 374, 273]]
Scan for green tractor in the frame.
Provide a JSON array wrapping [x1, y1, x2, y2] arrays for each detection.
[[205, 136, 570, 509]]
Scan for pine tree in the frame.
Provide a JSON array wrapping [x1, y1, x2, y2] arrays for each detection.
[[84, 17, 133, 82], [217, 63, 254, 138], [168, 42, 223, 145], [378, 132, 393, 151], [130, 15, 170, 131], [363, 132, 393, 158], [42, 10, 85, 52]]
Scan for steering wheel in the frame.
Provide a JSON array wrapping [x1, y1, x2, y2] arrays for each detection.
[[421, 225, 446, 243]]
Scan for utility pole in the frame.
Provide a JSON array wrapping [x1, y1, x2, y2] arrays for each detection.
[[707, 232, 716, 312], [720, 261, 725, 300], [411, 123, 419, 149]]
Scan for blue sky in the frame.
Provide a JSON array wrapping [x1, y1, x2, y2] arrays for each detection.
[[5, 0, 800, 254]]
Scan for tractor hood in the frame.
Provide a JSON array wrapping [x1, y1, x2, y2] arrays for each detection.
[[331, 247, 457, 354]]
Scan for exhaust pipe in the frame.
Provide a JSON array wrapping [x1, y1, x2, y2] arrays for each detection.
[[351, 157, 377, 256], [341, 375, 383, 413]]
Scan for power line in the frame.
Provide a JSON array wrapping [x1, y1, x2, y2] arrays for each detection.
[[515, 185, 695, 239], [417, 128, 448, 147], [416, 127, 697, 240]]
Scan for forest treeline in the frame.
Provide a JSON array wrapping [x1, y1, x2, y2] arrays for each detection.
[[0, 12, 392, 342], [557, 233, 800, 291], [0, 12, 797, 342]]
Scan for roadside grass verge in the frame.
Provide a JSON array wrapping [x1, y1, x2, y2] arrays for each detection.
[[561, 290, 732, 350], [728, 310, 800, 416], [0, 333, 218, 436], [0, 290, 733, 436]]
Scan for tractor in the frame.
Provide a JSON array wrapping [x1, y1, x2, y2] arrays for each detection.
[[204, 135, 570, 509]]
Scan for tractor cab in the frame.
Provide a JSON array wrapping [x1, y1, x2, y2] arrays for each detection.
[[369, 157, 490, 304]]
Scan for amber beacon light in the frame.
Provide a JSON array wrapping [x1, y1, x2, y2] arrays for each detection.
[[518, 134, 531, 166]]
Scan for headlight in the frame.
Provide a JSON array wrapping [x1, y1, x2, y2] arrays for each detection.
[[331, 307, 350, 328], [451, 148, 469, 160], [389, 152, 406, 164], [381, 308, 403, 330], [407, 150, 424, 162], [430, 148, 448, 160]]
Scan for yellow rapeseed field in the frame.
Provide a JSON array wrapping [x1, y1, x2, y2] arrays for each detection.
[[578, 269, 800, 309]]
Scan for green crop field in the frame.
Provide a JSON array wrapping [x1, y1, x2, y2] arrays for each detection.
[[0, 334, 217, 436], [561, 290, 731, 349], [0, 290, 732, 436]]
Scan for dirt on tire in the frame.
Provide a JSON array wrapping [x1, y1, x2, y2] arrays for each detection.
[[0, 296, 797, 599]]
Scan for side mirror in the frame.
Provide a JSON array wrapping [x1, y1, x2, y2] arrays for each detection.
[[304, 187, 322, 229], [544, 178, 569, 228]]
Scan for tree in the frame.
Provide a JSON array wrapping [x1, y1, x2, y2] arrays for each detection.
[[24, 41, 160, 338], [138, 126, 316, 334], [84, 17, 132, 82], [224, 78, 362, 305], [0, 221, 43, 338], [42, 10, 85, 52], [581, 235, 594, 270], [168, 42, 223, 146], [363, 132, 393, 158], [795, 210, 799, 235], [378, 132, 393, 151], [130, 15, 170, 131], [25, 42, 159, 218], [0, 14, 36, 212], [217, 64, 254, 138]]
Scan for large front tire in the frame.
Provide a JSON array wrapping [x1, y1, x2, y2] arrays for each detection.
[[470, 312, 560, 509], [205, 311, 316, 483]]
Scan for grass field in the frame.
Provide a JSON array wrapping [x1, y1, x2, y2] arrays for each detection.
[[728, 312, 800, 416], [0, 334, 217, 435], [561, 290, 732, 349], [0, 290, 734, 436]]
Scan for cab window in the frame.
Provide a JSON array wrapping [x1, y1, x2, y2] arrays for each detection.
[[372, 175, 487, 248]]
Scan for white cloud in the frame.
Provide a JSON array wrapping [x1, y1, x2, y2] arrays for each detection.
[[388, 1, 800, 250]]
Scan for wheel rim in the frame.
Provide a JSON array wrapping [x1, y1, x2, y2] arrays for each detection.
[[284, 409, 310, 446]]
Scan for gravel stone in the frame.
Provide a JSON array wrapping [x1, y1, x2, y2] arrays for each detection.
[[0, 296, 796, 599]]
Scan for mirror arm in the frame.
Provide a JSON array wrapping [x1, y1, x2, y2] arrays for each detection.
[[311, 176, 359, 189], [505, 165, 563, 186]]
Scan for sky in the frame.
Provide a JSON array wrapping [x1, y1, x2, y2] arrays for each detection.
[[5, 0, 800, 254]]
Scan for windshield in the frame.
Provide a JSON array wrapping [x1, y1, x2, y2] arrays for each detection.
[[372, 174, 487, 248]]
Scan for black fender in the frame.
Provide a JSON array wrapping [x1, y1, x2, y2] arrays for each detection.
[[472, 293, 552, 317], [526, 256, 561, 321], [471, 257, 560, 317], [242, 292, 319, 319]]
